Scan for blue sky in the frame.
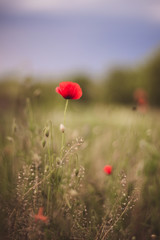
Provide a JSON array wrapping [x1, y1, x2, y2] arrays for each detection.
[[0, 0, 160, 78]]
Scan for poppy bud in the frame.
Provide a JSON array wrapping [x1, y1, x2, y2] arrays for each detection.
[[45, 128, 49, 137], [42, 139, 46, 148], [103, 165, 112, 175], [60, 124, 65, 133], [75, 169, 79, 176]]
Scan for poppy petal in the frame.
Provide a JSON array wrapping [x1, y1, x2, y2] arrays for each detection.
[[55, 87, 62, 95]]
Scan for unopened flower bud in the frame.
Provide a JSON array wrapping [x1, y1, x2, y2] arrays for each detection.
[[42, 139, 46, 148], [75, 169, 79, 176], [45, 128, 49, 137], [60, 124, 65, 133]]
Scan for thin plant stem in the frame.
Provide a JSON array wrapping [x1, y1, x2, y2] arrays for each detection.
[[47, 121, 53, 213], [61, 99, 69, 157], [47, 185, 51, 213], [26, 98, 34, 133], [101, 198, 133, 240]]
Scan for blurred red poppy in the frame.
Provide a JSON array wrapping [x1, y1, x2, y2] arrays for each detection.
[[134, 88, 147, 101], [56, 81, 82, 100], [35, 207, 48, 223], [138, 97, 147, 106], [104, 165, 112, 175], [133, 88, 148, 113]]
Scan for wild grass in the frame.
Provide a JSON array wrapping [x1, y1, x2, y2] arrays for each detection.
[[1, 101, 160, 239]]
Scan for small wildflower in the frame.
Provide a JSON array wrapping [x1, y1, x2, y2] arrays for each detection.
[[104, 165, 112, 175], [34, 207, 48, 223]]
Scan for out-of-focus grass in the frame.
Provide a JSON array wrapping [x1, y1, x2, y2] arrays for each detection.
[[1, 95, 160, 239], [53, 104, 160, 185]]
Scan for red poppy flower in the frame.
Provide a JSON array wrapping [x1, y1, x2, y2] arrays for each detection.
[[133, 88, 148, 113], [103, 165, 112, 175], [34, 207, 48, 223], [138, 97, 147, 106], [56, 81, 82, 100], [134, 88, 147, 100]]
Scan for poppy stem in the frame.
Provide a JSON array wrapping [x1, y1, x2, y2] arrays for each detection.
[[61, 99, 69, 157], [63, 99, 69, 127]]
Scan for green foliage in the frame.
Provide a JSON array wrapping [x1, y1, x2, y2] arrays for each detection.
[[145, 51, 160, 106], [104, 49, 160, 106], [105, 68, 137, 104]]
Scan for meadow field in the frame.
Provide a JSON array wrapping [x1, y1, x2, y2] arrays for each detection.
[[1, 1, 160, 238], [1, 83, 160, 240]]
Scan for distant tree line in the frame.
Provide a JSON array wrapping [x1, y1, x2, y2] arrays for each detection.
[[73, 49, 160, 106], [0, 49, 160, 109], [103, 50, 160, 106]]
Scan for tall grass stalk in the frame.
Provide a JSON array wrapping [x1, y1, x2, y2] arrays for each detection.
[[47, 120, 54, 213], [26, 98, 34, 133]]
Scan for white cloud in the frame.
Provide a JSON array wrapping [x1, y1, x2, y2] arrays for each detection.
[[1, 0, 160, 23], [1, 0, 98, 12], [146, 1, 160, 23]]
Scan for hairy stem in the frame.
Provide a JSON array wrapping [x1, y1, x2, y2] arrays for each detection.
[[61, 99, 69, 157]]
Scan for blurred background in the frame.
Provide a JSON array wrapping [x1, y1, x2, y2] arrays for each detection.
[[0, 0, 160, 110], [1, 2, 160, 239]]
